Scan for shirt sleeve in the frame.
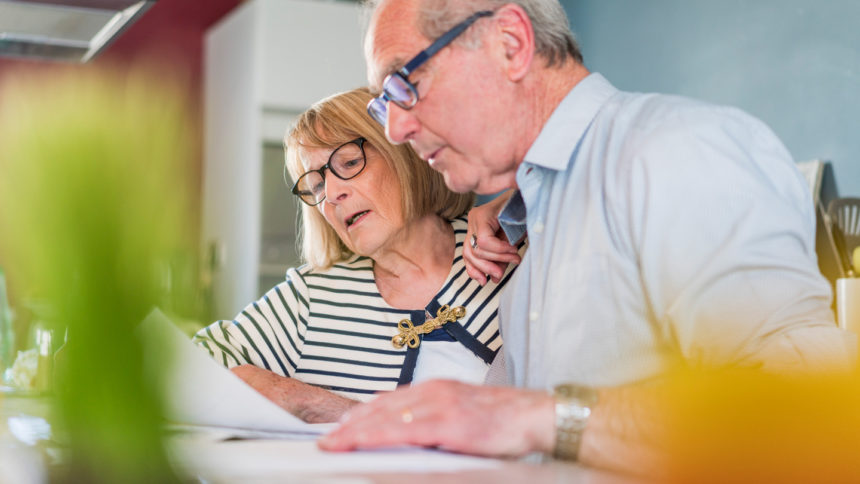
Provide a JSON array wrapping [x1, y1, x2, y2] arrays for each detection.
[[192, 267, 310, 376], [624, 104, 856, 372]]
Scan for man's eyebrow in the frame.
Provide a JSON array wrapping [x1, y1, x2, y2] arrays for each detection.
[[374, 56, 408, 89]]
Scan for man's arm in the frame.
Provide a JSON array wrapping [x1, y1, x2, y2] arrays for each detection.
[[622, 108, 855, 371], [317, 378, 670, 477], [231, 364, 359, 423]]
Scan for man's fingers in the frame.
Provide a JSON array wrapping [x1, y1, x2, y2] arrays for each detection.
[[322, 385, 452, 451], [322, 410, 445, 451], [321, 381, 555, 457]]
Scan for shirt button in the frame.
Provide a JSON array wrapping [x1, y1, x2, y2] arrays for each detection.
[[529, 311, 539, 322], [533, 222, 544, 234]]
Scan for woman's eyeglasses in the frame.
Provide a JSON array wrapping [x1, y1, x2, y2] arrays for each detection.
[[291, 137, 367, 206], [366, 10, 493, 126]]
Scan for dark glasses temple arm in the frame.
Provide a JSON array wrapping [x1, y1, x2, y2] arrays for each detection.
[[400, 10, 493, 76]]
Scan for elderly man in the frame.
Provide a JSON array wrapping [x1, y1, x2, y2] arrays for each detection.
[[319, 0, 855, 472]]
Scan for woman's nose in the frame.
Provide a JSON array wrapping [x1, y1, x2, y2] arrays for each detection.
[[385, 102, 418, 145], [324, 170, 350, 203]]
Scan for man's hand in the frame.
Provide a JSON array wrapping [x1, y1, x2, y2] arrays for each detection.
[[231, 364, 358, 423], [318, 380, 555, 456], [465, 191, 521, 285]]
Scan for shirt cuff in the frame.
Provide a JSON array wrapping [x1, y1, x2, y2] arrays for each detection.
[[498, 189, 527, 244]]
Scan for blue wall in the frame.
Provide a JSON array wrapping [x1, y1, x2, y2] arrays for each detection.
[[561, 0, 860, 197]]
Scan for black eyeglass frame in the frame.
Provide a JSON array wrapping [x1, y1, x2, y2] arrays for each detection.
[[290, 137, 367, 206], [366, 10, 494, 125]]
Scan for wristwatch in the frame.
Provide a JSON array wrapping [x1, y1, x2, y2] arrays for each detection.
[[552, 383, 599, 460]]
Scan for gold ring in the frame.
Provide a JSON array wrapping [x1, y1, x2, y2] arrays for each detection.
[[400, 408, 414, 424], [470, 234, 478, 250]]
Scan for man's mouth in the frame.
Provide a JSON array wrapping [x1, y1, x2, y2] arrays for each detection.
[[426, 148, 442, 166], [346, 210, 370, 227]]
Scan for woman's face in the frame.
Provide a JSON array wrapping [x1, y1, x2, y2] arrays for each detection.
[[304, 141, 405, 258]]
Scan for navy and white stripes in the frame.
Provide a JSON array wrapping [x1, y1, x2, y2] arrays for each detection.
[[193, 217, 525, 402]]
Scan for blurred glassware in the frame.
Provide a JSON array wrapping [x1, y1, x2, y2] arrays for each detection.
[[827, 197, 860, 277], [31, 320, 54, 393], [7, 349, 38, 390], [0, 267, 14, 381], [2, 302, 64, 394], [854, 246, 860, 275], [836, 277, 860, 334]]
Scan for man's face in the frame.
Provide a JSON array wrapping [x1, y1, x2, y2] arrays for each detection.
[[365, 1, 519, 195]]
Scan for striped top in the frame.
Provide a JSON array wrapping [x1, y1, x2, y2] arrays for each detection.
[[193, 217, 525, 402]]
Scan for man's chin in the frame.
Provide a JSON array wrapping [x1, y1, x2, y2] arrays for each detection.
[[442, 172, 476, 194]]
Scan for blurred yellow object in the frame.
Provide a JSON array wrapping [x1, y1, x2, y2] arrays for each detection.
[[661, 368, 860, 483], [0, 66, 193, 483], [853, 246, 860, 275]]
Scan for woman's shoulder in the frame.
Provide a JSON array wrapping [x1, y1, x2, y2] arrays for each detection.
[[448, 216, 468, 245], [448, 216, 468, 231], [289, 255, 376, 284]]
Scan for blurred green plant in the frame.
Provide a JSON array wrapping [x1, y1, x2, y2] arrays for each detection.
[[0, 67, 195, 482]]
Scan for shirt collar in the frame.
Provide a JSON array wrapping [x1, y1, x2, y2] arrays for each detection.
[[522, 72, 618, 172]]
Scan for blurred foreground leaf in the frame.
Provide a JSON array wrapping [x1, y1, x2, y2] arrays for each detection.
[[0, 67, 194, 483]]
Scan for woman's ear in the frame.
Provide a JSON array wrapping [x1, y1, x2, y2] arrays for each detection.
[[494, 4, 535, 82]]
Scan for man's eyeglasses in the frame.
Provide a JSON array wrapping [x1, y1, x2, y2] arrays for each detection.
[[291, 137, 367, 206], [366, 10, 493, 126]]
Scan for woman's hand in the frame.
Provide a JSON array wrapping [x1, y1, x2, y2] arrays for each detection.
[[231, 364, 359, 423], [465, 190, 521, 285]]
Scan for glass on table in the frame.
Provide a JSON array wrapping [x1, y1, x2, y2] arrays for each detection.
[[4, 302, 65, 394]]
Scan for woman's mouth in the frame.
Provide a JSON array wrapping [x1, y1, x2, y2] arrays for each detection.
[[346, 210, 370, 228]]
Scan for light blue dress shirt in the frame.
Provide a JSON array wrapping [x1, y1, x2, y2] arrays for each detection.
[[498, 73, 855, 389]]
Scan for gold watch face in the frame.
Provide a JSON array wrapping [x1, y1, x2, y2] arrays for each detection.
[[554, 384, 598, 405]]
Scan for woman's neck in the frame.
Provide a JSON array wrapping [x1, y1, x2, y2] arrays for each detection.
[[372, 214, 455, 310]]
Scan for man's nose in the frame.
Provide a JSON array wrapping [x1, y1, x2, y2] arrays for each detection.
[[385, 102, 418, 145]]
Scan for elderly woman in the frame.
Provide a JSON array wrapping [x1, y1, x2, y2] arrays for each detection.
[[193, 88, 524, 423]]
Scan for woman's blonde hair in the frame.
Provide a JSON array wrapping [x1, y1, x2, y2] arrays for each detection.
[[285, 87, 474, 269]]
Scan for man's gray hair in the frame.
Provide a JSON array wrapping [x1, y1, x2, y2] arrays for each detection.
[[364, 0, 583, 67]]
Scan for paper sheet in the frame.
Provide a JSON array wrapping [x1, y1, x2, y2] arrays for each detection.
[[170, 436, 501, 479], [139, 309, 333, 436], [142, 310, 504, 479]]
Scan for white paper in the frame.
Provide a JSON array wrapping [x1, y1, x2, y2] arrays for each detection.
[[139, 309, 333, 436], [170, 436, 501, 480]]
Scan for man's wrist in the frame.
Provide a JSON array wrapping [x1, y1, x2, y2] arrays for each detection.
[[552, 383, 598, 461]]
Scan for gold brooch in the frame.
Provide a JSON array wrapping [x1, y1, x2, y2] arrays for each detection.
[[391, 304, 466, 349]]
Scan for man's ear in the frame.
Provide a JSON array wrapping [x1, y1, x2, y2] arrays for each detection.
[[494, 4, 535, 82]]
